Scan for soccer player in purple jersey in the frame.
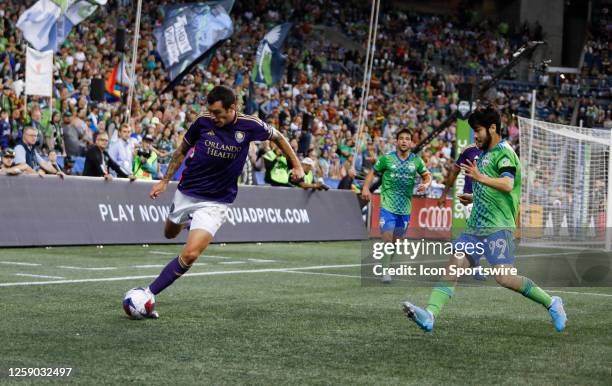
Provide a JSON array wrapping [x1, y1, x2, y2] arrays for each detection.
[[134, 85, 304, 318], [437, 144, 481, 212]]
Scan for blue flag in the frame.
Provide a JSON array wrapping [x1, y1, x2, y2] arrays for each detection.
[[17, 0, 105, 52], [251, 23, 291, 86], [154, 1, 234, 92]]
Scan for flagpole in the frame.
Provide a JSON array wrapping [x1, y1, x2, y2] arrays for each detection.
[[23, 44, 28, 117], [125, 0, 143, 123]]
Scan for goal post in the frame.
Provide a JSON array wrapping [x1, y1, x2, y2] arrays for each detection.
[[518, 116, 612, 250]]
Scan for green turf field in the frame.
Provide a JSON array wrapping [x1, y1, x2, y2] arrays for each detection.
[[1, 241, 611, 385]]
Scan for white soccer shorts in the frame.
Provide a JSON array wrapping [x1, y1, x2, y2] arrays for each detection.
[[167, 190, 228, 236]]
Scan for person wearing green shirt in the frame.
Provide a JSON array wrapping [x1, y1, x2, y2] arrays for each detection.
[[362, 129, 432, 283], [402, 107, 567, 333]]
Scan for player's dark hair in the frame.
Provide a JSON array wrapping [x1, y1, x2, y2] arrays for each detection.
[[468, 106, 501, 134], [396, 128, 411, 140], [207, 85, 236, 109]]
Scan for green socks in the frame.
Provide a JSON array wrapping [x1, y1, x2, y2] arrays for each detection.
[[382, 252, 394, 270], [425, 281, 455, 317], [517, 277, 553, 308], [422, 277, 552, 319]]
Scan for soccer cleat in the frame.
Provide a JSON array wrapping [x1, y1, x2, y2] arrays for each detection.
[[402, 301, 434, 332], [382, 274, 392, 284], [548, 296, 567, 332]]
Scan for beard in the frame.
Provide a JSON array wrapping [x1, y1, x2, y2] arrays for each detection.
[[478, 132, 492, 150]]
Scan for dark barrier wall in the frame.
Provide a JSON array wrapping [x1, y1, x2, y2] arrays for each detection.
[[0, 176, 367, 246]]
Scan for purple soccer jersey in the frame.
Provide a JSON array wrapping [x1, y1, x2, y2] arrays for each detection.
[[178, 112, 273, 203], [455, 144, 481, 194]]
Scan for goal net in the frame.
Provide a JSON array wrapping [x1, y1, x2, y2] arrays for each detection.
[[518, 116, 612, 250]]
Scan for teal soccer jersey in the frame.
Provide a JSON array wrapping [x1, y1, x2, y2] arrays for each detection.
[[374, 152, 429, 215], [467, 140, 521, 233]]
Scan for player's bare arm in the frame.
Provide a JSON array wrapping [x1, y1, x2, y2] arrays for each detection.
[[361, 168, 377, 201], [438, 164, 460, 206], [460, 159, 513, 192], [416, 171, 432, 193], [270, 129, 304, 182], [149, 139, 190, 199]]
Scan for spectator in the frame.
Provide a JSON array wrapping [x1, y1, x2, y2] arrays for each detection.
[[293, 157, 327, 190], [0, 148, 33, 175], [14, 127, 60, 177], [28, 106, 46, 149], [47, 111, 66, 155], [108, 123, 134, 177], [62, 111, 86, 157], [132, 134, 158, 180], [155, 126, 175, 165], [338, 167, 358, 190], [0, 109, 10, 149], [47, 151, 63, 174], [83, 132, 131, 179]]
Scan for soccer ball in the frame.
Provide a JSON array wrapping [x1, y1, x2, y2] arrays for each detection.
[[122, 287, 155, 319]]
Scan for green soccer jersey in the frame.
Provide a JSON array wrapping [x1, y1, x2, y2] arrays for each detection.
[[467, 140, 521, 234], [374, 152, 428, 215]]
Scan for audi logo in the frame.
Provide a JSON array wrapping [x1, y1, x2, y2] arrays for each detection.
[[418, 206, 452, 231]]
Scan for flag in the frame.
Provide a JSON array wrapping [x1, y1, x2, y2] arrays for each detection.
[[25, 47, 54, 97], [105, 59, 132, 98], [251, 23, 291, 86], [154, 1, 234, 92], [17, 0, 105, 52], [17, 0, 62, 51]]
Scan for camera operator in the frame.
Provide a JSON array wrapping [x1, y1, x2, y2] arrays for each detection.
[[132, 134, 158, 180], [293, 158, 329, 191]]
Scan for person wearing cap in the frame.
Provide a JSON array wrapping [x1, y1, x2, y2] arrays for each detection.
[[132, 134, 158, 180], [293, 157, 328, 190], [0, 148, 33, 175]]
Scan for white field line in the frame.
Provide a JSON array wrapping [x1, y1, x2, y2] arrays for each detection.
[[218, 261, 246, 265], [57, 266, 117, 271], [545, 289, 612, 297], [1, 251, 588, 273], [0, 261, 41, 266], [3, 257, 612, 298], [517, 251, 589, 258], [279, 270, 362, 279], [278, 271, 612, 297], [0, 263, 364, 287], [248, 259, 277, 263], [151, 251, 232, 260], [14, 273, 64, 280]]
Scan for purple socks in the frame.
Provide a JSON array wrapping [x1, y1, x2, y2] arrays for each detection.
[[148, 256, 191, 295]]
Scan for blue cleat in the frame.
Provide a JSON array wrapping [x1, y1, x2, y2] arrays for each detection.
[[548, 296, 567, 332], [402, 302, 434, 332]]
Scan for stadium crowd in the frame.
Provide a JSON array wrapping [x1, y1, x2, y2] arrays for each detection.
[[0, 0, 606, 189]]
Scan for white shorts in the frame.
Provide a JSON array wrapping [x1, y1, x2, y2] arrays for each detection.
[[167, 190, 228, 236]]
